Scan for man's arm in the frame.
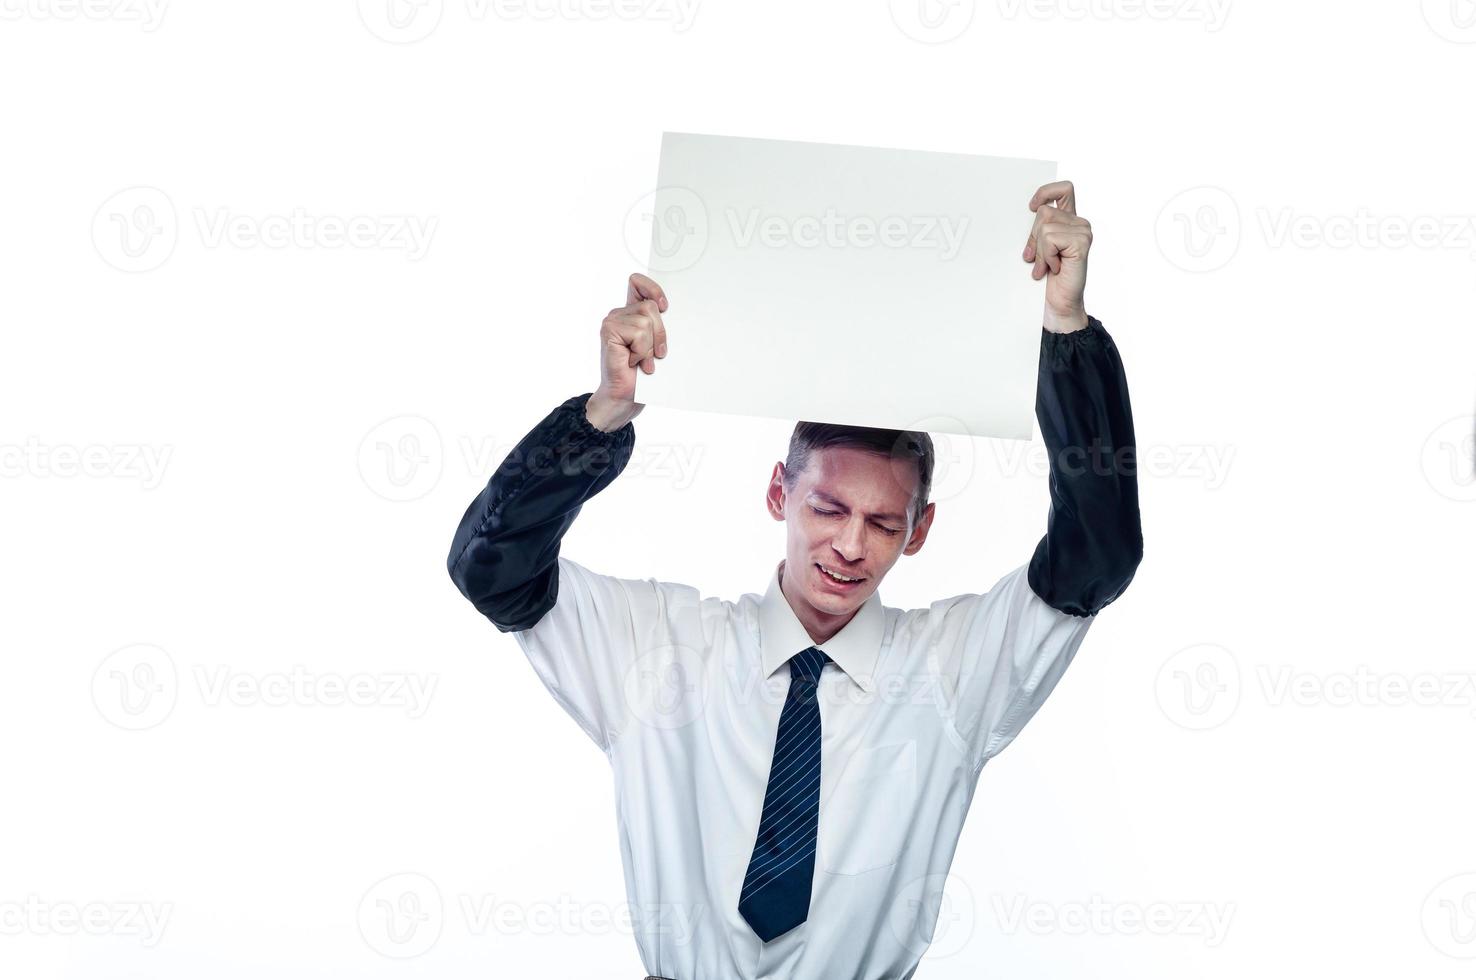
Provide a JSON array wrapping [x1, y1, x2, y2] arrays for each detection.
[[924, 316, 1141, 768], [1021, 178, 1142, 615], [1026, 315, 1143, 616], [446, 391, 634, 631], [922, 181, 1143, 769], [446, 391, 684, 753], [446, 271, 670, 630]]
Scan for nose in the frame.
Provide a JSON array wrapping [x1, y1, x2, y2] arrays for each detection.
[[831, 515, 865, 563]]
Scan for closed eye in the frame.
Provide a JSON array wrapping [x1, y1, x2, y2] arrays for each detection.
[[811, 506, 902, 536]]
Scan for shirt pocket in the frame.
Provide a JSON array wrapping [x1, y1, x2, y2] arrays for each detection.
[[818, 739, 918, 876]]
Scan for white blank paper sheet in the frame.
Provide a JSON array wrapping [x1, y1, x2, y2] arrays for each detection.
[[630, 132, 1056, 440]]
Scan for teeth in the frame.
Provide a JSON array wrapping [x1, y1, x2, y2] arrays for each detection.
[[819, 564, 861, 583]]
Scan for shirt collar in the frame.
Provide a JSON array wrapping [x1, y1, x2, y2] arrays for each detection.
[[759, 559, 884, 694]]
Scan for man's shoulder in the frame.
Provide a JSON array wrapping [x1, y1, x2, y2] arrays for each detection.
[[882, 563, 1043, 636], [554, 555, 746, 626]]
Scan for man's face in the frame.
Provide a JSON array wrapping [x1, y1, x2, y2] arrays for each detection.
[[766, 446, 936, 625]]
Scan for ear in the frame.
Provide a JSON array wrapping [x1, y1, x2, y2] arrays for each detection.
[[901, 500, 935, 556], [765, 462, 788, 522]]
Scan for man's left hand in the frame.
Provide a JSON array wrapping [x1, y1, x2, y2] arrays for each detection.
[[1023, 180, 1091, 334]]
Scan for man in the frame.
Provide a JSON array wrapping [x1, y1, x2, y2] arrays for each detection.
[[447, 181, 1142, 979]]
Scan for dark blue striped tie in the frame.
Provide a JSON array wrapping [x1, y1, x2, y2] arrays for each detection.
[[738, 645, 831, 942]]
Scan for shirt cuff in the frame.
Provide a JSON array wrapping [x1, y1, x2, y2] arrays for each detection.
[[562, 391, 635, 446], [1040, 314, 1108, 369]]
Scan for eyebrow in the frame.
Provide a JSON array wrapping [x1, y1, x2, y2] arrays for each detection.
[[807, 490, 908, 525]]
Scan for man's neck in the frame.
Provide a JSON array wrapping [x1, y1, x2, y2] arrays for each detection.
[[778, 558, 857, 646]]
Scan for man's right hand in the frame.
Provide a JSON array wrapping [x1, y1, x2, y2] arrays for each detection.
[[586, 272, 669, 432]]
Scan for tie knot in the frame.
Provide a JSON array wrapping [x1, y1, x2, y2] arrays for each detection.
[[789, 646, 830, 683]]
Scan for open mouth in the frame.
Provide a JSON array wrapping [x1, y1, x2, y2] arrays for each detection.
[[815, 562, 865, 590]]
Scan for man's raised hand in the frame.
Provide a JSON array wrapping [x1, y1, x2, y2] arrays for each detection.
[[586, 272, 669, 432], [1023, 180, 1092, 334]]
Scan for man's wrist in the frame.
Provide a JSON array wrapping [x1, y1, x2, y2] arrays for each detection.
[[1044, 307, 1089, 334], [584, 392, 633, 434]]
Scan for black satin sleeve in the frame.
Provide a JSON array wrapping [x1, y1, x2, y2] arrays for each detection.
[[447, 392, 635, 631], [1026, 315, 1144, 617]]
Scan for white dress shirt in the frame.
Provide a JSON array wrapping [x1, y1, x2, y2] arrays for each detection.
[[510, 552, 1094, 979]]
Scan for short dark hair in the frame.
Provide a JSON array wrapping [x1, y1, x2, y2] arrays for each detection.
[[782, 421, 934, 529]]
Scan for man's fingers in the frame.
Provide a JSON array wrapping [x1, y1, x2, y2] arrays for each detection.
[[1023, 204, 1062, 262], [625, 274, 669, 358], [634, 299, 668, 358], [1028, 180, 1076, 216], [627, 272, 669, 313], [1023, 182, 1080, 265], [608, 299, 667, 360], [1031, 223, 1090, 279], [1025, 208, 1089, 271], [1042, 224, 1064, 276], [609, 311, 659, 369]]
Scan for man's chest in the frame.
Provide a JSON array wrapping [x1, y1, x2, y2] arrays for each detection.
[[611, 647, 974, 879]]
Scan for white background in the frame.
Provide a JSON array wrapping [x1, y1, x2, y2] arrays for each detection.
[[2, 1, 1474, 977]]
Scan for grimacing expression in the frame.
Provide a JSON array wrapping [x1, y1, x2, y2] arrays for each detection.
[[767, 446, 936, 619]]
